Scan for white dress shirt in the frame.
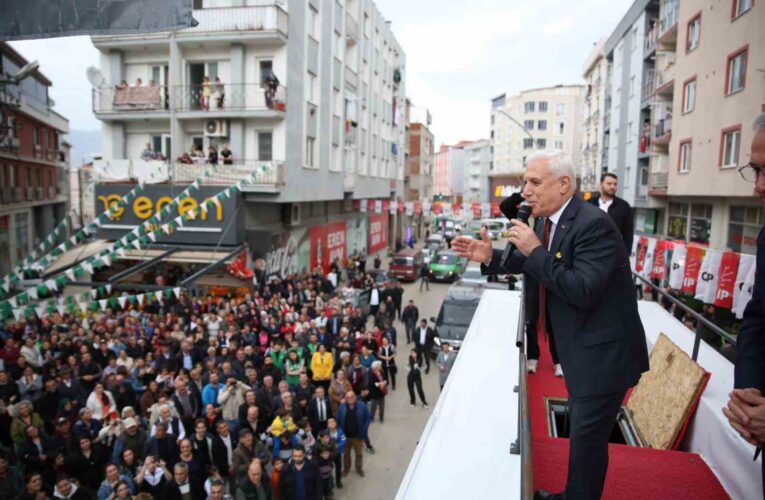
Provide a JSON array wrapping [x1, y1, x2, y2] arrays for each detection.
[[598, 196, 613, 214], [547, 196, 574, 250]]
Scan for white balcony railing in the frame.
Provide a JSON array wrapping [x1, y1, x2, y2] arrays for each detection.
[[173, 83, 286, 113], [346, 13, 359, 42], [184, 4, 288, 37], [170, 160, 284, 188], [660, 0, 679, 36]]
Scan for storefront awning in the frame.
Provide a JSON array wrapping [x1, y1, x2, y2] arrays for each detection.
[[44, 239, 113, 276], [118, 248, 241, 265]]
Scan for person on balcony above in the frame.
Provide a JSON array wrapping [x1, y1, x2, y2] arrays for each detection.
[[264, 72, 280, 109], [214, 77, 225, 110], [207, 146, 218, 166], [141, 143, 157, 162], [220, 144, 233, 165], [134, 78, 143, 87]]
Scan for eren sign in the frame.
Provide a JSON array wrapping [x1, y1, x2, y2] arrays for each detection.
[[368, 214, 388, 255]]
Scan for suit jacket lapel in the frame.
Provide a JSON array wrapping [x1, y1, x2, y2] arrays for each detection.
[[549, 196, 581, 256]]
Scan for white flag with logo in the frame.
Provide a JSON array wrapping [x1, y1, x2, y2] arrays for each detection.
[[640, 238, 657, 279], [694, 249, 723, 303], [375, 200, 382, 214], [405, 202, 414, 216], [668, 243, 686, 290], [733, 254, 756, 318], [423, 201, 431, 217], [481, 203, 491, 219]]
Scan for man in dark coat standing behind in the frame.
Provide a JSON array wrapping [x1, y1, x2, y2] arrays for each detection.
[[724, 114, 765, 497], [453, 150, 649, 500], [588, 172, 634, 252]]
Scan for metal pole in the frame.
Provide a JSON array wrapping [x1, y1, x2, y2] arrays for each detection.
[[496, 108, 535, 142]]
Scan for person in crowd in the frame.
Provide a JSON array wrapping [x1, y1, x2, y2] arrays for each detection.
[[413, 319, 435, 374], [435, 341, 457, 391], [278, 445, 320, 500], [220, 144, 233, 165], [97, 463, 136, 500], [401, 300, 419, 344], [308, 386, 332, 433], [336, 391, 370, 477], [200, 76, 212, 110], [263, 72, 280, 109], [406, 349, 428, 408], [142, 421, 178, 467], [588, 172, 634, 252], [378, 336, 397, 391], [328, 369, 351, 417], [367, 361, 388, 423], [419, 261, 430, 292], [236, 459, 273, 500], [209, 420, 236, 488], [214, 77, 225, 109], [135, 455, 171, 497], [310, 344, 334, 393], [86, 382, 118, 422], [53, 475, 94, 499], [208, 146, 218, 165], [163, 461, 204, 500]]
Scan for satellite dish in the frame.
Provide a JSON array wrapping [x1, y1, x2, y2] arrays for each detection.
[[86, 66, 106, 88]]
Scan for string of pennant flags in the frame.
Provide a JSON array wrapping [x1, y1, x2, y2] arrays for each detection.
[[0, 162, 174, 297], [0, 168, 262, 321]]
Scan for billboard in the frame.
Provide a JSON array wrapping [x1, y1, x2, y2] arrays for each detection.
[[94, 183, 242, 246], [310, 221, 347, 273], [368, 214, 389, 255]]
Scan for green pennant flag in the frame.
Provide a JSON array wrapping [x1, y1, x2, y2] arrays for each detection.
[[146, 292, 155, 302], [55, 275, 67, 287], [128, 296, 137, 305], [75, 266, 85, 278]]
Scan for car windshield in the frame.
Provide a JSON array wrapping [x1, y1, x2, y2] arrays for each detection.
[[440, 302, 478, 327], [391, 257, 413, 266], [435, 253, 458, 264], [445, 221, 454, 229], [462, 268, 484, 280], [485, 222, 503, 230]]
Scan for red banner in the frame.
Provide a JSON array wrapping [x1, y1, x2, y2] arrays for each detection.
[[382, 200, 390, 212], [368, 214, 389, 255], [715, 251, 740, 308], [472, 203, 481, 218], [309, 221, 347, 273], [650, 240, 668, 279], [414, 201, 423, 215], [367, 200, 376, 212], [491, 203, 501, 217], [432, 202, 442, 215], [682, 246, 705, 295], [635, 236, 648, 273], [452, 202, 461, 216]]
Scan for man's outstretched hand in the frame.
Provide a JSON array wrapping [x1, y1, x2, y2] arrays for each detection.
[[452, 227, 493, 266]]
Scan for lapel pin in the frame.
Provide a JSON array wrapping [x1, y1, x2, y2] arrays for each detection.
[[555, 251, 562, 259]]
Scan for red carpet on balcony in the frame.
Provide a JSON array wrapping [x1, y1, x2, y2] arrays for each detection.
[[527, 334, 729, 499]]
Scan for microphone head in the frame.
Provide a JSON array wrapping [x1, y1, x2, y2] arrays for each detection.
[[499, 193, 525, 220], [517, 203, 532, 223]]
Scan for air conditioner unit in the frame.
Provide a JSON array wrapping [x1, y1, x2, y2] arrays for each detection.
[[26, 187, 35, 199], [283, 203, 301, 227], [204, 119, 228, 137]]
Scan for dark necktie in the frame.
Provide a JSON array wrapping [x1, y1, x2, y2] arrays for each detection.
[[538, 218, 553, 338]]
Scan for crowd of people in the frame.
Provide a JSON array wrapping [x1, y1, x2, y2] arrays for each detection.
[[176, 144, 234, 166], [0, 257, 442, 499]]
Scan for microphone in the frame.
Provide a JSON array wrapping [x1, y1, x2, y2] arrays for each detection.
[[499, 200, 532, 270]]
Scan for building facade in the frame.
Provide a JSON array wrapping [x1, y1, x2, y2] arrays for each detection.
[[490, 85, 585, 179], [581, 40, 609, 192], [91, 0, 408, 266], [462, 139, 490, 204], [0, 43, 70, 275], [433, 144, 451, 198]]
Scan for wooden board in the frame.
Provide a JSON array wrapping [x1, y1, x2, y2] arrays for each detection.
[[627, 333, 707, 449]]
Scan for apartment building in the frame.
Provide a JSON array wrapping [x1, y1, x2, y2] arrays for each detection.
[[463, 139, 490, 204], [490, 85, 585, 179], [90, 0, 407, 272], [581, 40, 609, 192], [405, 113, 434, 238], [0, 43, 70, 275], [433, 144, 451, 197], [659, 0, 763, 252], [602, 0, 660, 214]]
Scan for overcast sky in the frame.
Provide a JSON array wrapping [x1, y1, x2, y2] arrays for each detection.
[[10, 0, 632, 146]]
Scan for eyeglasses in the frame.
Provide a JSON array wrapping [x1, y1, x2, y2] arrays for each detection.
[[739, 162, 765, 183]]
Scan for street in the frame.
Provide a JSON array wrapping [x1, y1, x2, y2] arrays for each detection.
[[335, 265, 452, 500]]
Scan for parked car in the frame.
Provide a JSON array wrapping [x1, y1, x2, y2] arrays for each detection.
[[482, 220, 504, 240], [457, 265, 487, 286], [430, 283, 483, 357], [367, 268, 393, 287], [427, 250, 465, 282], [388, 248, 424, 282]]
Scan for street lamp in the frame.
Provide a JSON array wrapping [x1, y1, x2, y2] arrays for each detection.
[[495, 107, 534, 142], [0, 60, 40, 143]]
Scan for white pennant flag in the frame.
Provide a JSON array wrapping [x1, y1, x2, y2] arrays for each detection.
[[106, 284, 113, 294], [224, 189, 231, 199], [8, 297, 18, 308], [56, 304, 66, 315], [156, 292, 164, 304], [192, 180, 200, 189], [99, 299, 108, 310], [131, 227, 141, 237], [148, 232, 157, 242], [162, 224, 170, 234], [132, 240, 142, 250], [69, 235, 78, 245], [78, 301, 89, 312], [35, 306, 45, 318], [46, 279, 58, 292], [58, 243, 68, 252], [173, 287, 181, 299], [100, 254, 112, 267], [176, 216, 185, 227], [118, 296, 128, 309], [28, 287, 38, 300], [1, 280, 9, 293], [155, 290, 164, 300], [94, 218, 102, 227], [201, 204, 208, 215], [117, 248, 126, 258], [65, 269, 76, 281], [137, 294, 145, 305], [13, 309, 24, 321], [82, 262, 94, 274]]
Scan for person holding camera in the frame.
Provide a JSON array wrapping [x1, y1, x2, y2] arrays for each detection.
[[217, 378, 251, 436], [135, 455, 171, 497]]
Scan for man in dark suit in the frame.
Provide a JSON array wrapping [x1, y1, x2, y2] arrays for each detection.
[[210, 420, 237, 486], [413, 319, 436, 374], [453, 151, 649, 500], [724, 115, 765, 496], [308, 386, 333, 432], [588, 172, 634, 252]]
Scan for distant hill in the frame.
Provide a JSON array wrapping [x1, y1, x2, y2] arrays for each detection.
[[65, 129, 101, 167]]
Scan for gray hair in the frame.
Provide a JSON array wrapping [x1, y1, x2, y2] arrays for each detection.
[[526, 149, 577, 189], [371, 360, 383, 371], [754, 114, 765, 132], [173, 462, 188, 473]]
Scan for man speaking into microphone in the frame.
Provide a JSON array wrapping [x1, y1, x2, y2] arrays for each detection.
[[452, 150, 649, 500]]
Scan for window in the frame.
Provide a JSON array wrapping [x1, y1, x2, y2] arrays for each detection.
[[524, 102, 535, 113], [536, 138, 547, 149], [690, 204, 713, 245], [720, 126, 741, 168], [729, 206, 763, 254], [679, 140, 692, 173], [726, 46, 748, 95], [732, 0, 753, 19], [523, 138, 534, 149], [630, 75, 636, 96], [308, 6, 319, 38], [555, 103, 565, 116], [538, 120, 547, 130], [682, 78, 696, 113], [557, 122, 565, 135], [305, 136, 316, 167], [686, 14, 700, 52], [193, 0, 202, 8], [33, 127, 39, 146], [668, 202, 689, 241], [631, 26, 639, 51], [554, 140, 564, 150], [258, 132, 273, 161], [307, 73, 317, 103], [538, 101, 548, 112], [524, 120, 534, 130], [14, 213, 28, 261], [259, 60, 274, 86]]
